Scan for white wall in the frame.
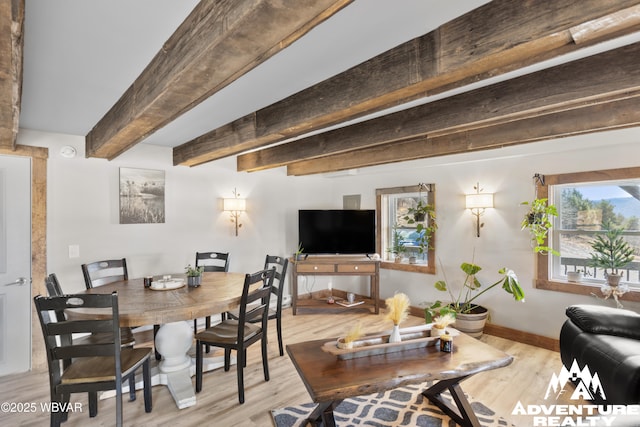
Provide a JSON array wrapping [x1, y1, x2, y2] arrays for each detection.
[[19, 126, 640, 340]]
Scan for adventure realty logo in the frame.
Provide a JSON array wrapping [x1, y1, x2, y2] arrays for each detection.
[[512, 360, 639, 426]]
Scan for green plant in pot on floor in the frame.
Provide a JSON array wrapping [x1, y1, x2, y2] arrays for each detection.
[[425, 261, 525, 337]]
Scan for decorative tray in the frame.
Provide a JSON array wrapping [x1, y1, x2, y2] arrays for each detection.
[[149, 279, 185, 291], [321, 324, 459, 360]]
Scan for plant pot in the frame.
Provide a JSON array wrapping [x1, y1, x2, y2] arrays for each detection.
[[388, 324, 401, 343], [394, 256, 403, 263], [606, 273, 622, 287], [187, 275, 201, 287], [430, 326, 448, 337], [414, 212, 426, 222], [453, 305, 488, 338], [566, 271, 582, 282], [408, 256, 417, 264]]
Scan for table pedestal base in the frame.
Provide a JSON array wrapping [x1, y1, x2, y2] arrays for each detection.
[[101, 321, 235, 409]]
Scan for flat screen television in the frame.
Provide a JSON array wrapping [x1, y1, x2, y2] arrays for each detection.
[[298, 209, 376, 255]]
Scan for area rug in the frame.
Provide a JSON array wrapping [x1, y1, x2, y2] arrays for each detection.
[[271, 383, 512, 427]]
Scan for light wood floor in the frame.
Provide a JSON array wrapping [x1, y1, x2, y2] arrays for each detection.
[[2, 309, 569, 426]]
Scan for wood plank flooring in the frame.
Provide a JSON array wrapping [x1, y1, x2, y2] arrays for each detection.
[[1, 309, 570, 426]]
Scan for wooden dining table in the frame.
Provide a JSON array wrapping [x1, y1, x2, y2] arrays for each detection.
[[66, 271, 248, 409]]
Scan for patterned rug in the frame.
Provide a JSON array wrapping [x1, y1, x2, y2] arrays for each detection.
[[271, 383, 512, 427]]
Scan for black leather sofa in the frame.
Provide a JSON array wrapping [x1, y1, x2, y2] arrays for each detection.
[[560, 304, 640, 404]]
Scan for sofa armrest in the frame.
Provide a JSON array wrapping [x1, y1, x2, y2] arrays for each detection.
[[566, 304, 640, 340]]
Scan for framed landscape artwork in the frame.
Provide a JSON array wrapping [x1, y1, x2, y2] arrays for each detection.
[[119, 167, 165, 224]]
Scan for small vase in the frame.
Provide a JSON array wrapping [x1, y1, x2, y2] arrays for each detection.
[[389, 324, 401, 343]]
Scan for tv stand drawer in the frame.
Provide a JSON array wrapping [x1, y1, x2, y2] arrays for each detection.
[[337, 264, 376, 273], [296, 264, 335, 273]]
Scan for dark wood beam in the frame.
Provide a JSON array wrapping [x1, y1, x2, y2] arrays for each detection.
[[238, 42, 640, 172], [0, 0, 24, 149], [85, 0, 353, 160], [286, 94, 640, 175], [175, 0, 640, 166]]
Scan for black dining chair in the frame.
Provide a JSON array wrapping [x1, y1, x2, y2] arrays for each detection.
[[195, 267, 275, 404], [80, 260, 136, 347], [81, 258, 128, 289], [45, 274, 138, 412], [34, 291, 152, 427], [193, 252, 230, 350], [228, 255, 289, 356]]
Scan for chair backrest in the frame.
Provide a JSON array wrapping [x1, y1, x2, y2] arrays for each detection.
[[81, 258, 128, 289], [236, 268, 275, 342], [264, 255, 289, 309], [33, 292, 123, 395], [45, 273, 63, 297], [195, 252, 229, 272]]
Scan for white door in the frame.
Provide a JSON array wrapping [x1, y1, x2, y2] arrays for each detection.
[[0, 155, 31, 375]]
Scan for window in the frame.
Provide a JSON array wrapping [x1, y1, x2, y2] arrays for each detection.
[[535, 167, 640, 302], [376, 184, 436, 273]]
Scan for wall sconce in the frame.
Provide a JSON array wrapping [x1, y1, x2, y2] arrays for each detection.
[[465, 182, 494, 238], [223, 188, 246, 236]]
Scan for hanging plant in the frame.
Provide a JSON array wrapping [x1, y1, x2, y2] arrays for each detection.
[[521, 174, 559, 256], [403, 183, 437, 255]]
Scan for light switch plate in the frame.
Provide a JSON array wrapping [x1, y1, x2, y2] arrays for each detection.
[[68, 244, 80, 258]]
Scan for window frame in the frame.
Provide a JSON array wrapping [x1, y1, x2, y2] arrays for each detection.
[[376, 184, 436, 274], [534, 166, 640, 303]]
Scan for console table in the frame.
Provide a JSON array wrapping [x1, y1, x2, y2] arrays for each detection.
[[290, 256, 380, 315]]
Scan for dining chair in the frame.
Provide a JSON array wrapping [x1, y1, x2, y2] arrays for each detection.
[[194, 252, 230, 348], [34, 291, 152, 427], [195, 267, 275, 404], [79, 260, 137, 347], [81, 258, 128, 289], [45, 274, 137, 401], [228, 255, 289, 356]]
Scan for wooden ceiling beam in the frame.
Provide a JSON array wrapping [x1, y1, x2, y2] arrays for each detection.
[[286, 95, 640, 176], [238, 42, 640, 172], [175, 0, 640, 166], [0, 0, 25, 149], [85, 0, 353, 160]]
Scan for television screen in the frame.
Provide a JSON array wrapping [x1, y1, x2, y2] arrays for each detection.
[[298, 210, 376, 255]]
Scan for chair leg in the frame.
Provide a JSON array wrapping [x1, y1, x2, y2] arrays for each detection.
[[237, 347, 245, 404], [195, 341, 203, 393], [224, 348, 231, 371], [276, 315, 284, 357], [154, 324, 161, 361], [88, 392, 98, 417], [262, 336, 270, 382], [116, 382, 123, 427], [128, 372, 136, 401], [143, 359, 152, 413], [205, 316, 211, 353]]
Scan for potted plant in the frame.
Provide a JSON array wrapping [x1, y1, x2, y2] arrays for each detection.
[[425, 261, 524, 337], [185, 264, 204, 287], [403, 200, 437, 257], [388, 224, 406, 263], [293, 242, 305, 262], [588, 221, 634, 287], [521, 198, 559, 256]]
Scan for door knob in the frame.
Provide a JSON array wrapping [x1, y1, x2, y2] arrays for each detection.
[[3, 277, 29, 287]]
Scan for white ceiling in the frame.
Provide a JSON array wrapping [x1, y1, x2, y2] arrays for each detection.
[[19, 0, 491, 148], [19, 1, 640, 153]]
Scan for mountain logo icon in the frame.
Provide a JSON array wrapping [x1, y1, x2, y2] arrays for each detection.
[[545, 359, 606, 401]]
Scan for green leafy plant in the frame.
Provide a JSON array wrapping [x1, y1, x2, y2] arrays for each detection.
[[425, 261, 524, 322], [403, 199, 437, 254], [293, 242, 305, 261], [588, 221, 634, 276], [387, 224, 406, 258], [185, 264, 204, 277], [521, 198, 559, 256]]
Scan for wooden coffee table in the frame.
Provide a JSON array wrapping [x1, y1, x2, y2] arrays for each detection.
[[286, 332, 513, 427]]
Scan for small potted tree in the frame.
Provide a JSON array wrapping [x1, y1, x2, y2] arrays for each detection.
[[388, 224, 406, 263], [589, 222, 634, 287], [185, 264, 204, 287]]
